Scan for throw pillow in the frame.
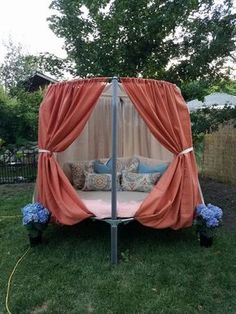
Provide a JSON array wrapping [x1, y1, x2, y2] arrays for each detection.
[[138, 163, 168, 175], [71, 160, 94, 189], [94, 160, 110, 174], [95, 156, 139, 174], [106, 157, 139, 173], [121, 171, 161, 192], [83, 172, 121, 191]]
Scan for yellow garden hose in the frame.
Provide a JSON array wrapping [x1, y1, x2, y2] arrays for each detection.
[[0, 215, 21, 219], [5, 247, 30, 314], [2, 214, 29, 313]]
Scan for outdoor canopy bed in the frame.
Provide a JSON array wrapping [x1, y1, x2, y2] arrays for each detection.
[[37, 77, 203, 263]]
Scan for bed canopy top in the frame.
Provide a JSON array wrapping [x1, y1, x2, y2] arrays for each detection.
[[37, 77, 202, 263]]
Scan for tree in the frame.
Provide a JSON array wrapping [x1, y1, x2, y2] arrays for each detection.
[[208, 79, 236, 95], [180, 78, 236, 101], [0, 86, 43, 145], [0, 40, 74, 144], [0, 40, 31, 91], [0, 40, 73, 92], [12, 89, 43, 144], [48, 0, 235, 83], [181, 80, 211, 101], [0, 86, 19, 144], [30, 52, 76, 79]]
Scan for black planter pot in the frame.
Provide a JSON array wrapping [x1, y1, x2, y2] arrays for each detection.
[[200, 233, 213, 248], [29, 233, 42, 247]]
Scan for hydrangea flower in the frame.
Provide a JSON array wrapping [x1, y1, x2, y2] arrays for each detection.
[[207, 204, 223, 220], [206, 217, 219, 228], [21, 202, 50, 226], [196, 204, 206, 215], [195, 203, 223, 237]]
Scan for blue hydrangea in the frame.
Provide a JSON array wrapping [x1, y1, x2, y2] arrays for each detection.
[[195, 203, 223, 232], [206, 217, 219, 228], [37, 208, 50, 223], [207, 203, 223, 220], [196, 204, 206, 215], [200, 207, 215, 221], [21, 202, 50, 225]]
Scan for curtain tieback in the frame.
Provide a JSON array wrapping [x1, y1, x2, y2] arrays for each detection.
[[38, 149, 51, 153], [178, 147, 193, 156]]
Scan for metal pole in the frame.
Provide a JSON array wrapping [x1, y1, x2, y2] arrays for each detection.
[[111, 77, 118, 265]]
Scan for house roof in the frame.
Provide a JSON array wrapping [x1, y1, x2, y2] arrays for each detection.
[[22, 71, 58, 92], [187, 92, 236, 111]]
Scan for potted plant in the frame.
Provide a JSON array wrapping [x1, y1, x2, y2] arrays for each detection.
[[21, 202, 50, 247], [195, 203, 223, 247]]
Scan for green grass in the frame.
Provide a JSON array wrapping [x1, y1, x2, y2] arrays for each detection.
[[1, 184, 236, 314]]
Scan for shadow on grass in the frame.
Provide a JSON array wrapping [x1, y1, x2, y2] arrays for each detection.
[[41, 219, 198, 263], [45, 219, 195, 245]]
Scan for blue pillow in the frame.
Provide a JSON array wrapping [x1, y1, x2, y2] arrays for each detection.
[[105, 158, 117, 171], [106, 158, 112, 169], [94, 160, 111, 174], [138, 163, 168, 175]]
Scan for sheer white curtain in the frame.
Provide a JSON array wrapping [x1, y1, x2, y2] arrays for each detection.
[[120, 97, 172, 160], [57, 94, 173, 165]]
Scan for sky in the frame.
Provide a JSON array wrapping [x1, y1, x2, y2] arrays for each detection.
[[0, 0, 235, 70], [0, 0, 66, 62]]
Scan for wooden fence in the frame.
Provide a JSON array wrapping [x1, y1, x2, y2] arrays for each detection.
[[203, 120, 236, 185]]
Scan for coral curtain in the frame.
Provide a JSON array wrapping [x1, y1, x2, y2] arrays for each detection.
[[37, 78, 107, 224], [121, 78, 201, 229]]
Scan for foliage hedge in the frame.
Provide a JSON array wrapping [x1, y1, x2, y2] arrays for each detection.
[[191, 105, 236, 144], [0, 87, 43, 146]]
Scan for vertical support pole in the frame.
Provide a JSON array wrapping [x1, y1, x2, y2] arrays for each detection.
[[111, 77, 118, 265]]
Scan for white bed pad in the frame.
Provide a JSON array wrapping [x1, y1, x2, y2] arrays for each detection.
[[77, 190, 149, 219]]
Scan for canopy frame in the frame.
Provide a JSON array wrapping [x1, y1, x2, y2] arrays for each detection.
[[111, 77, 118, 264], [37, 76, 203, 266]]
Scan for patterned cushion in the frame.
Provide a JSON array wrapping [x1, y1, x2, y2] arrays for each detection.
[[124, 157, 139, 172], [121, 171, 161, 192], [71, 160, 94, 189], [70, 157, 139, 189], [106, 157, 139, 173], [82, 172, 121, 191]]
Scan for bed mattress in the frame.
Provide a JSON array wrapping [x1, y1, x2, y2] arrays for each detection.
[[77, 190, 149, 219]]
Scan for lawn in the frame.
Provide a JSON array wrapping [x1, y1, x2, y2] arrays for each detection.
[[0, 183, 236, 314]]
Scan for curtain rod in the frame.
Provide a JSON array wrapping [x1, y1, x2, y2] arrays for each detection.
[[107, 77, 121, 83]]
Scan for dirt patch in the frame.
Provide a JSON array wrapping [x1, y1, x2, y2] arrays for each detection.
[[200, 177, 236, 232]]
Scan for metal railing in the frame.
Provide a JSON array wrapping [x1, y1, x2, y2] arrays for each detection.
[[0, 146, 38, 184]]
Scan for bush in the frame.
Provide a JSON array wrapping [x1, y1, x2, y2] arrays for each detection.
[[190, 105, 236, 171], [0, 86, 43, 146]]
